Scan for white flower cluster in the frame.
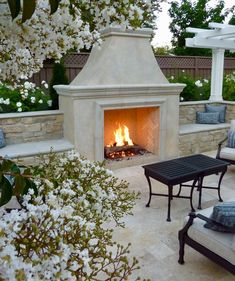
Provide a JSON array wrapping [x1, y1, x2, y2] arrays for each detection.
[[0, 150, 137, 280], [195, 79, 208, 88], [0, 0, 151, 84], [195, 80, 203, 87], [0, 97, 10, 105], [225, 71, 235, 83], [0, 80, 52, 113]]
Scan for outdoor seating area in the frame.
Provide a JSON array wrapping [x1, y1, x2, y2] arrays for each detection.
[[113, 152, 235, 280]]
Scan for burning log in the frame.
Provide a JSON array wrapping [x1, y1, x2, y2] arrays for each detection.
[[104, 144, 147, 159]]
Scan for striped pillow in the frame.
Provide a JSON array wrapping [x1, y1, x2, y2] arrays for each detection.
[[0, 129, 5, 148], [204, 201, 235, 233], [228, 130, 235, 148], [196, 112, 220, 124]]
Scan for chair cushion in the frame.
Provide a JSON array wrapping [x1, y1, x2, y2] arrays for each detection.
[[205, 104, 226, 123], [204, 201, 235, 233], [187, 206, 235, 265], [228, 130, 235, 148], [220, 147, 235, 161], [196, 112, 220, 124]]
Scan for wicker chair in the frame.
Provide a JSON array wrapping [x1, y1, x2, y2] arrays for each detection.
[[216, 120, 235, 165]]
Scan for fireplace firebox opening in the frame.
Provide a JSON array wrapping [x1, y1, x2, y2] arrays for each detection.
[[104, 107, 160, 160]]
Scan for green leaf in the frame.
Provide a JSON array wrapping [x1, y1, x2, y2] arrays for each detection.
[[11, 163, 21, 175], [49, 0, 61, 14], [1, 159, 14, 172], [22, 168, 31, 175], [22, 0, 36, 23], [23, 178, 38, 196], [14, 175, 26, 196], [7, 0, 21, 20], [0, 177, 13, 206]]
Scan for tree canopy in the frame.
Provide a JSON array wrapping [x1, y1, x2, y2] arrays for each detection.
[[1, 0, 162, 84], [168, 0, 234, 56]]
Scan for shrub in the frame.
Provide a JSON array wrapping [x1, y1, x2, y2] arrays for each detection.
[[0, 151, 145, 280], [49, 61, 69, 110], [0, 81, 52, 113], [223, 71, 235, 101], [169, 71, 235, 102], [168, 71, 210, 101]]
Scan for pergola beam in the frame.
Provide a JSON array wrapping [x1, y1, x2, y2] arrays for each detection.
[[185, 22, 235, 102], [186, 26, 235, 41], [209, 22, 230, 29], [186, 37, 235, 50]]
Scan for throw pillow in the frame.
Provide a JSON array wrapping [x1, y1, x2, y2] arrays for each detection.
[[227, 130, 235, 148], [196, 112, 220, 124], [205, 104, 226, 123], [204, 201, 235, 233], [0, 129, 5, 148]]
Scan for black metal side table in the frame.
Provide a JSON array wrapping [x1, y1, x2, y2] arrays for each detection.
[[143, 154, 228, 222]]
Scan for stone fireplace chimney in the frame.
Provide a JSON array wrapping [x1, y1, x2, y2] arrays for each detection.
[[55, 27, 185, 167]]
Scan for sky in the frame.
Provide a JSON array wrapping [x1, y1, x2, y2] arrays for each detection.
[[151, 0, 235, 47]]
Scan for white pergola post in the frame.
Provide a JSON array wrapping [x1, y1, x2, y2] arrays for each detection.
[[210, 48, 225, 102]]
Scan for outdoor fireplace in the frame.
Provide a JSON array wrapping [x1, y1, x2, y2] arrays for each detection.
[[54, 27, 185, 168]]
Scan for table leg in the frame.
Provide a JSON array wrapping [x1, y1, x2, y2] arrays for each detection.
[[145, 175, 152, 207], [217, 168, 227, 202], [190, 178, 197, 212], [198, 176, 204, 210], [175, 184, 182, 197], [167, 185, 173, 222]]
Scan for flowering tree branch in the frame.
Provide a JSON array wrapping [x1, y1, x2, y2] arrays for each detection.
[[1, 0, 160, 85], [0, 151, 145, 280], [7, 0, 61, 22]]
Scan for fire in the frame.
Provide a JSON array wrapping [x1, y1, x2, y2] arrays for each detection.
[[113, 124, 134, 146]]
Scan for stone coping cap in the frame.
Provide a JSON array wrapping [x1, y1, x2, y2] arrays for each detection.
[[0, 139, 74, 159], [100, 26, 153, 38], [180, 123, 230, 135], [180, 100, 235, 105], [0, 110, 63, 119]]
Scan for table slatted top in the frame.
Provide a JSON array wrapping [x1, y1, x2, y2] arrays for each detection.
[[143, 154, 228, 185]]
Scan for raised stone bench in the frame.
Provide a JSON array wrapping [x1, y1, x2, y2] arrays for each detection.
[[179, 123, 230, 156], [0, 139, 74, 161]]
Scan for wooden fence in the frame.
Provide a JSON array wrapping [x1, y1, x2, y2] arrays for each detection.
[[31, 53, 235, 86]]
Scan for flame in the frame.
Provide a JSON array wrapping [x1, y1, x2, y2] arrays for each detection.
[[114, 124, 134, 146]]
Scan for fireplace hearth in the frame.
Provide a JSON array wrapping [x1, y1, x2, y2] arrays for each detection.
[[55, 27, 185, 168]]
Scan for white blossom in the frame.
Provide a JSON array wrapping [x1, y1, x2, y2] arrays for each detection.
[[195, 80, 203, 87], [0, 0, 151, 84]]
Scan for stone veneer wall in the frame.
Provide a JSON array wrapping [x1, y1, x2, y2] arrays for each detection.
[[179, 128, 229, 156], [0, 110, 64, 145], [179, 101, 235, 156]]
